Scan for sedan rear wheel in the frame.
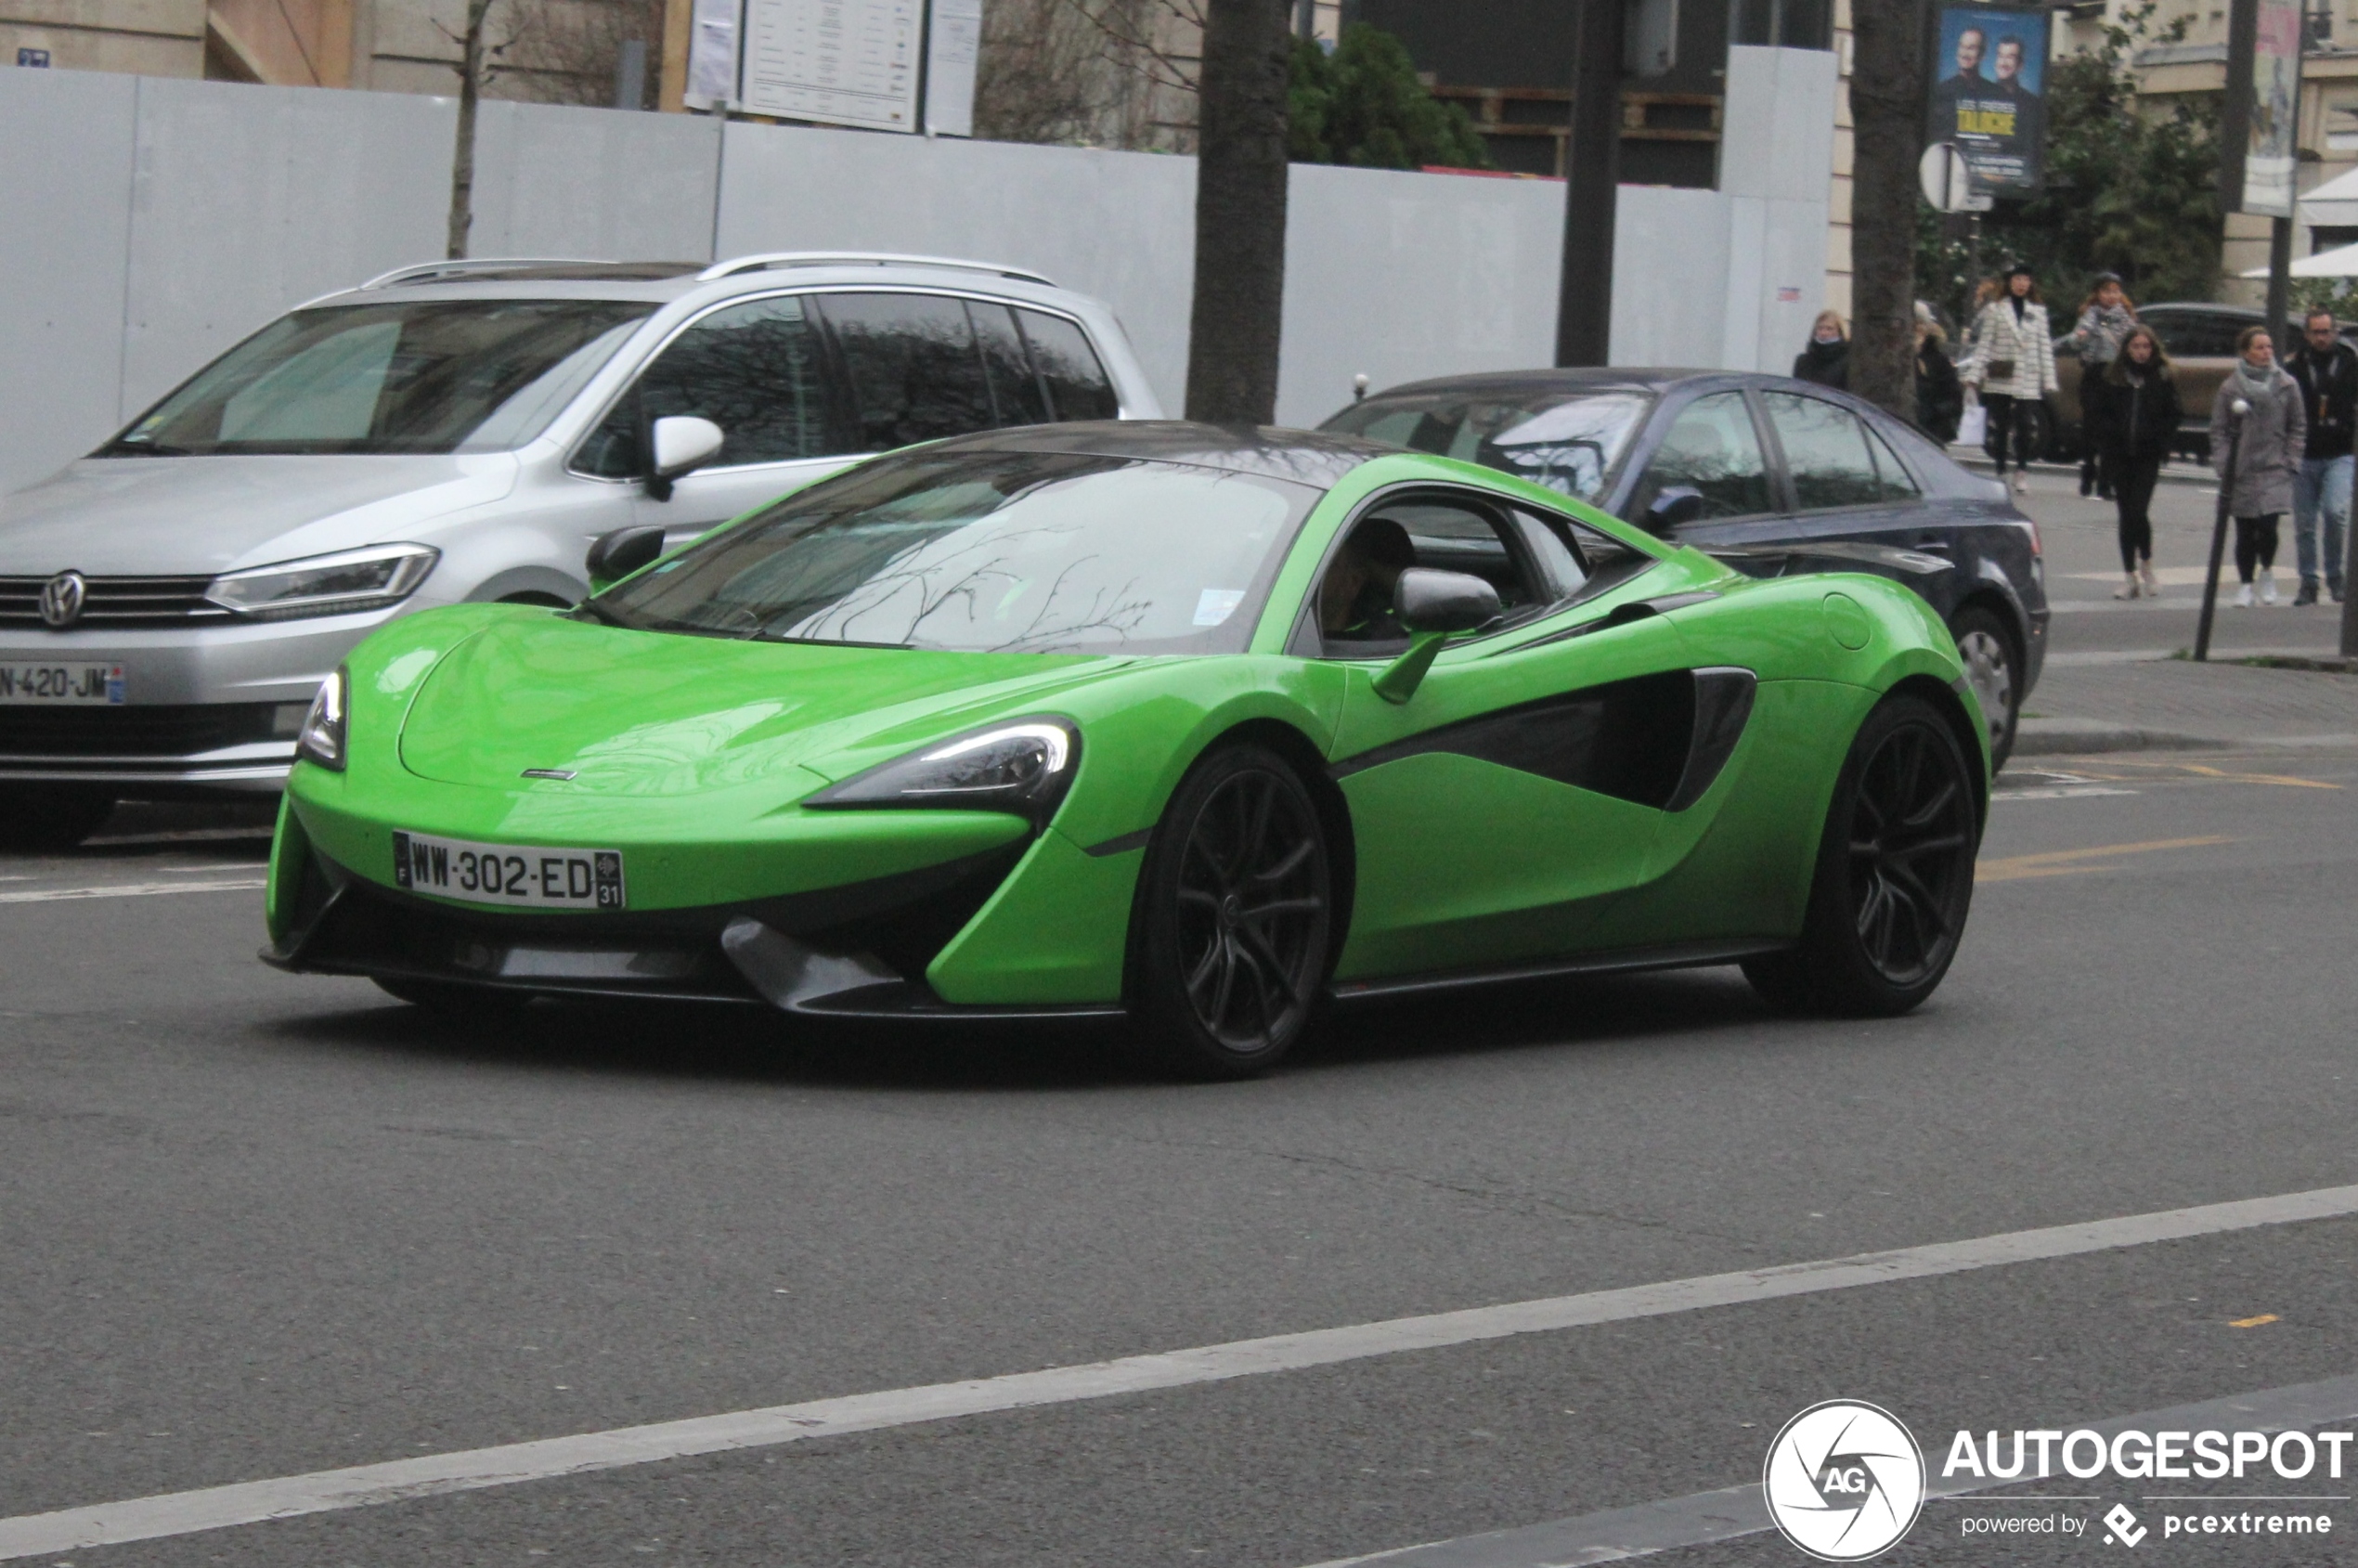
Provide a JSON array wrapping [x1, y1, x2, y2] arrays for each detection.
[[1130, 745, 1333, 1080], [1950, 605, 2019, 770], [1744, 693, 1978, 1017]]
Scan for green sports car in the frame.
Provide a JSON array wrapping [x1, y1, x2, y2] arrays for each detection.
[[264, 422, 1986, 1077]]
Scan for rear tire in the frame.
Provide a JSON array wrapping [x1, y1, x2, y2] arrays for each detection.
[[1743, 694, 1978, 1017], [1950, 604, 2020, 771], [0, 786, 116, 851], [1127, 745, 1335, 1080]]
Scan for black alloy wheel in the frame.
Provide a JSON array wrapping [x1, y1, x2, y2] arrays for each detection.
[[1131, 745, 1334, 1079], [1744, 694, 1978, 1017]]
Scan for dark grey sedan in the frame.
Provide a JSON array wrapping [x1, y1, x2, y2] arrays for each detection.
[[1323, 368, 2048, 765]]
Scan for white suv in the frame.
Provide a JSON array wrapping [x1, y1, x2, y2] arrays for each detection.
[[0, 253, 1160, 846]]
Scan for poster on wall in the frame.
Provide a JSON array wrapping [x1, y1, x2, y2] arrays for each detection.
[[682, 0, 744, 108], [1924, 3, 2051, 195], [739, 0, 923, 131], [926, 0, 981, 136]]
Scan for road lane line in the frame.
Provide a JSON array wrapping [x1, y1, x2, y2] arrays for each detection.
[[1299, 1373, 2358, 1565], [0, 878, 266, 904], [1978, 836, 2232, 883], [3, 1184, 2357, 1558]]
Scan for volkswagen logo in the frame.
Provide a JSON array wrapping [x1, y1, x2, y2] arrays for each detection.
[[39, 571, 88, 629]]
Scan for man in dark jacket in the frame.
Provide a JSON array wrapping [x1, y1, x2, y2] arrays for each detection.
[[2286, 309, 2356, 603]]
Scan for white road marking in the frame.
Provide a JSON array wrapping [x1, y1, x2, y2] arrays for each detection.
[[2, 1184, 2356, 1558], [1300, 1373, 2358, 1565], [0, 878, 266, 904], [1991, 786, 2140, 801]]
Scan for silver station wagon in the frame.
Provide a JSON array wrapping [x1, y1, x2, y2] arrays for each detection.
[[0, 253, 1160, 847]]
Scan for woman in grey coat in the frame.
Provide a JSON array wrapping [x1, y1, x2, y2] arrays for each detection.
[[2210, 324, 2307, 605]]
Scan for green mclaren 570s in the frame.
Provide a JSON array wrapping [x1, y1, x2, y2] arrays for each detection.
[[265, 421, 1987, 1077]]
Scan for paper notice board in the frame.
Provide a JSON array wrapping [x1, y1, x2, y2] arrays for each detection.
[[740, 0, 922, 131]]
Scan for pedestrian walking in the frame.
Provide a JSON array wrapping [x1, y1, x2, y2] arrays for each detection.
[[1793, 311, 1850, 389], [2210, 323, 2306, 607], [2084, 324, 2179, 599], [1965, 263, 2059, 496], [2283, 307, 2354, 605], [2070, 273, 2137, 498], [1915, 303, 1963, 444]]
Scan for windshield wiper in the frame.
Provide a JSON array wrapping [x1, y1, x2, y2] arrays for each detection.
[[753, 631, 913, 650], [99, 440, 197, 458], [569, 599, 636, 630]]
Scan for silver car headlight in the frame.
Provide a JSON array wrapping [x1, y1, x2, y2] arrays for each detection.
[[804, 719, 1081, 823], [296, 667, 347, 771], [206, 544, 439, 621]]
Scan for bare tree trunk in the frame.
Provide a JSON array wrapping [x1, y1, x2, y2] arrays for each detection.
[[1847, 0, 1924, 423], [446, 0, 496, 260], [1185, 0, 1289, 423]]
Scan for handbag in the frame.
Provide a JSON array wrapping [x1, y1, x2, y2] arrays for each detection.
[[1984, 356, 2016, 382]]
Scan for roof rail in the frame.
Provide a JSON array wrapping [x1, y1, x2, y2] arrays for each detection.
[[358, 258, 610, 290], [697, 253, 1057, 287]]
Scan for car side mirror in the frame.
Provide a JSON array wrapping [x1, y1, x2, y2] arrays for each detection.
[[1374, 568, 1501, 704], [1395, 567, 1502, 634], [643, 415, 724, 500], [1643, 486, 1705, 535], [586, 525, 667, 592]]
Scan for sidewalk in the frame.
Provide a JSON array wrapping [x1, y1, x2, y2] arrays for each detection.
[[2016, 657, 2358, 756]]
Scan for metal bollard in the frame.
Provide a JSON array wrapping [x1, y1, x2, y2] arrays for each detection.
[[2194, 401, 2248, 664]]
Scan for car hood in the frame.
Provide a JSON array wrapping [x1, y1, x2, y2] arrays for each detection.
[[0, 454, 519, 577], [396, 614, 1130, 797]]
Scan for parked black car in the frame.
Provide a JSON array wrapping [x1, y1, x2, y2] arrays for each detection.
[[1323, 369, 2048, 765]]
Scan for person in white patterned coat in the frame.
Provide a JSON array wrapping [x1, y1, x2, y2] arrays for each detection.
[[1964, 263, 2060, 496]]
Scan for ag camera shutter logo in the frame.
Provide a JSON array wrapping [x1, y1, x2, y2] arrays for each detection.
[[1764, 1400, 1926, 1561]]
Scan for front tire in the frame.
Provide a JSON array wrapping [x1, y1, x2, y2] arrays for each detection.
[[1743, 694, 1978, 1017], [1950, 604, 2020, 770], [1128, 745, 1335, 1080], [0, 786, 116, 851]]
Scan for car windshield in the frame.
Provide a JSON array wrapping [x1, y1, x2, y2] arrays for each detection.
[[1322, 390, 1652, 502], [590, 449, 1321, 655], [100, 299, 655, 457]]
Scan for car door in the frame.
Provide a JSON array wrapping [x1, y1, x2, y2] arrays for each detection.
[[1317, 486, 1714, 982], [571, 292, 849, 547]]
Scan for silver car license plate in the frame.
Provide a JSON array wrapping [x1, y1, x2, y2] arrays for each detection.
[[0, 662, 124, 705], [392, 831, 625, 911]]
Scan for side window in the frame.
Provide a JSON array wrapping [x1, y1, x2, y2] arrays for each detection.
[[576, 295, 827, 478], [970, 302, 1051, 426], [1510, 508, 1589, 599], [819, 292, 996, 451], [1016, 308, 1121, 421], [1862, 422, 1922, 501], [1762, 392, 1883, 511], [1627, 391, 1775, 521], [1313, 496, 1545, 655]]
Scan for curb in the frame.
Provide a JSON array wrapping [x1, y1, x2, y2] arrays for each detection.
[[2012, 719, 2229, 756], [1949, 455, 2217, 489]]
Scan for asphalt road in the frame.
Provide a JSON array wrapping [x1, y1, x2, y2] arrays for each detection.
[[5, 484, 2356, 1565]]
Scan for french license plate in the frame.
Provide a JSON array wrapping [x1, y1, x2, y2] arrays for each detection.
[[392, 831, 625, 911], [0, 662, 123, 705]]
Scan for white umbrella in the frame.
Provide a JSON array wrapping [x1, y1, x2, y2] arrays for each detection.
[[2239, 240, 2358, 279]]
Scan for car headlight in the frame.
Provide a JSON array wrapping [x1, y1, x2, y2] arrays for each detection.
[[296, 667, 346, 771], [206, 544, 439, 621], [805, 718, 1080, 823]]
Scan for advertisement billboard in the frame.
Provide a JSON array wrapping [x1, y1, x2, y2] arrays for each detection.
[[1924, 4, 2051, 195], [2242, 0, 2302, 215]]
